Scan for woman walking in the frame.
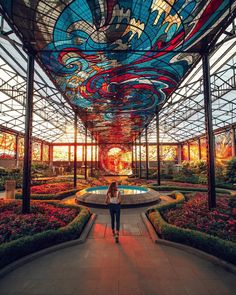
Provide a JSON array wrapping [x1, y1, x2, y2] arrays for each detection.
[[105, 181, 121, 243]]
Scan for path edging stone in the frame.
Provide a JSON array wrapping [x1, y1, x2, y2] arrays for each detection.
[[141, 212, 236, 274], [0, 213, 96, 279]]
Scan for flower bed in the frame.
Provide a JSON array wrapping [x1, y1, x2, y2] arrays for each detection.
[[147, 192, 236, 265], [162, 193, 236, 242], [0, 200, 78, 244], [15, 182, 79, 200], [0, 200, 91, 268], [31, 182, 74, 194]]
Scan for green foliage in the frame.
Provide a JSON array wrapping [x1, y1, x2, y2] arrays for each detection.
[[226, 157, 236, 184], [0, 205, 91, 268], [0, 168, 23, 190], [147, 193, 236, 265], [228, 196, 236, 209], [148, 185, 231, 195], [15, 189, 78, 200], [172, 160, 228, 185], [147, 191, 185, 214], [150, 170, 173, 180]]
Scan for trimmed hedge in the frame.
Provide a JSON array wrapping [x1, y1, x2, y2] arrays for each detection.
[[15, 189, 79, 200], [147, 192, 236, 265], [0, 203, 91, 268], [149, 185, 231, 195]]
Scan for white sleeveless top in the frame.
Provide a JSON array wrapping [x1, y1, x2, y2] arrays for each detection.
[[108, 191, 120, 204]]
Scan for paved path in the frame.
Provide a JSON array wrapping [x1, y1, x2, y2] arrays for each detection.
[[0, 207, 235, 295]]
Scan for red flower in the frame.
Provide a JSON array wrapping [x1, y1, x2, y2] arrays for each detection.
[[0, 200, 79, 244], [162, 193, 235, 242]]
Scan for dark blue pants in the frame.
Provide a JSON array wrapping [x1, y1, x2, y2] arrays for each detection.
[[109, 203, 121, 232]]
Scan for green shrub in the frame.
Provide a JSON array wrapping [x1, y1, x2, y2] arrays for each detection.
[[0, 204, 91, 268], [148, 185, 230, 195], [15, 189, 78, 200], [147, 191, 185, 214], [147, 192, 236, 265]]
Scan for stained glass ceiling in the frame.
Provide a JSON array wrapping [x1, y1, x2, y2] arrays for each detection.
[[0, 0, 235, 144]]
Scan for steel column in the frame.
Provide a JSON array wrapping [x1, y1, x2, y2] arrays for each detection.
[[85, 127, 87, 180], [49, 144, 53, 167], [139, 135, 142, 178], [82, 144, 85, 165], [22, 52, 34, 214], [68, 145, 71, 164], [15, 134, 19, 168], [202, 53, 216, 209], [198, 138, 202, 160], [232, 128, 236, 157], [145, 127, 149, 180], [95, 139, 98, 170], [135, 139, 138, 176], [73, 113, 77, 188], [131, 142, 134, 174], [188, 142, 190, 161], [156, 112, 161, 186], [91, 134, 93, 177], [178, 145, 182, 164], [40, 142, 43, 162]]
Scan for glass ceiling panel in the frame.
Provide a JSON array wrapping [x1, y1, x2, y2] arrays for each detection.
[[0, 0, 235, 144]]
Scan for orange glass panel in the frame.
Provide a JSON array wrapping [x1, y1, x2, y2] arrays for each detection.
[[0, 132, 16, 159], [32, 142, 41, 161], [215, 131, 232, 163], [182, 145, 189, 161], [189, 141, 199, 161], [161, 145, 178, 161]]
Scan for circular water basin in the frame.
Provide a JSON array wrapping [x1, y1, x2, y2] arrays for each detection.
[[72, 185, 160, 208], [86, 185, 148, 195]]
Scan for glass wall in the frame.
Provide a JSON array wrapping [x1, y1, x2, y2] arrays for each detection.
[[0, 131, 16, 159], [181, 144, 189, 161], [53, 146, 69, 161], [200, 137, 207, 161], [189, 140, 199, 161], [32, 142, 41, 161], [42, 144, 49, 162], [18, 137, 24, 160], [215, 131, 232, 163], [161, 145, 178, 162]]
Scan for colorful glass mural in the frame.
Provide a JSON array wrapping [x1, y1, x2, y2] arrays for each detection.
[[18, 137, 24, 160], [149, 146, 157, 161], [100, 145, 132, 175], [200, 138, 207, 161], [189, 141, 199, 161], [215, 131, 232, 163], [140, 145, 147, 161], [1, 1, 234, 143], [42, 144, 49, 162], [32, 142, 41, 161], [53, 146, 69, 161], [182, 144, 189, 162], [0, 132, 15, 159], [161, 145, 178, 162]]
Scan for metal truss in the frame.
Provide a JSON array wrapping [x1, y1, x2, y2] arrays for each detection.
[[0, 13, 236, 145], [0, 14, 86, 143], [146, 18, 236, 144]]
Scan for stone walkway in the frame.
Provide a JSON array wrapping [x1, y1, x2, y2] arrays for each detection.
[[0, 207, 235, 295]]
